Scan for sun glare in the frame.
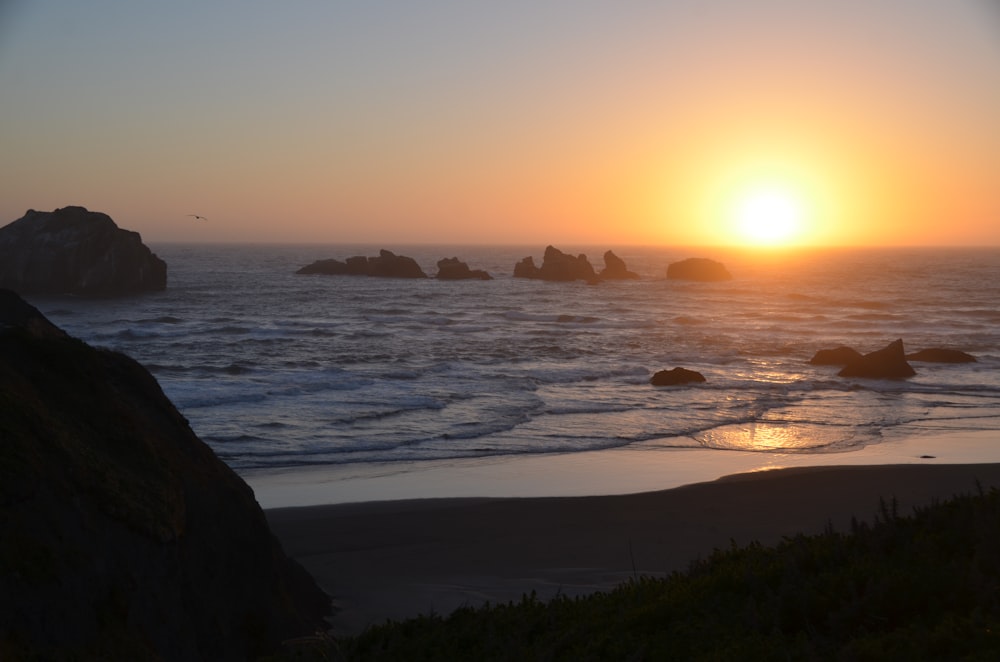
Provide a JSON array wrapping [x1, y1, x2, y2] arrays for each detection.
[[733, 188, 804, 246]]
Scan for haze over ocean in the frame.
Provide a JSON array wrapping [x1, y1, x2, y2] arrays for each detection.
[[29, 244, 1000, 502]]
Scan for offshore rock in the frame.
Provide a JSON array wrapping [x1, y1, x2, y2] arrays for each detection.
[[297, 249, 427, 278], [367, 249, 427, 278], [599, 250, 639, 280], [295, 257, 354, 275], [650, 367, 707, 386], [906, 348, 977, 363], [0, 290, 329, 661], [0, 206, 167, 297], [539, 246, 597, 281], [513, 255, 539, 278], [436, 257, 492, 280], [666, 257, 732, 282], [838, 339, 916, 379], [809, 346, 864, 366], [513, 245, 597, 282]]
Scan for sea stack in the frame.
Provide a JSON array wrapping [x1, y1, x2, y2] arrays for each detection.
[[435, 257, 492, 280], [599, 250, 640, 280], [0, 206, 167, 297], [297, 249, 427, 278], [513, 245, 598, 282], [666, 258, 732, 282]]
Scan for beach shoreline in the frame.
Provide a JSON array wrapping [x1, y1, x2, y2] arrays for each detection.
[[264, 453, 1000, 636], [248, 427, 999, 509]]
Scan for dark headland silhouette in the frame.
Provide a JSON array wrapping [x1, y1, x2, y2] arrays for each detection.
[[0, 290, 329, 659]]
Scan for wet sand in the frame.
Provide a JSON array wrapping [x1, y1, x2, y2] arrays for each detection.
[[266, 462, 1000, 636]]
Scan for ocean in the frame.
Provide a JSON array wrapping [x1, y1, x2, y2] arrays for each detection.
[[30, 244, 1000, 482]]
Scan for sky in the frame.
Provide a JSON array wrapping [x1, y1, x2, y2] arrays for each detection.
[[1, 1, 998, 247]]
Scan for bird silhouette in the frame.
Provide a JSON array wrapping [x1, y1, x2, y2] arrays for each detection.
[[187, 214, 207, 221]]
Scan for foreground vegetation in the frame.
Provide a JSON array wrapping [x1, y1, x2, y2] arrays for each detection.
[[292, 486, 1000, 660]]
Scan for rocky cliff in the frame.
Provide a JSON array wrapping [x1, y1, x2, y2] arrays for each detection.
[[0, 206, 167, 297], [0, 290, 328, 660]]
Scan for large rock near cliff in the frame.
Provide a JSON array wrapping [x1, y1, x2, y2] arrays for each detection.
[[0, 291, 328, 660], [297, 249, 427, 278], [838, 339, 917, 379], [0, 206, 167, 297], [666, 257, 732, 282], [513, 245, 597, 282], [599, 250, 639, 280]]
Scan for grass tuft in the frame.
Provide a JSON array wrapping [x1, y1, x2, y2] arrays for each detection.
[[310, 486, 1000, 660]]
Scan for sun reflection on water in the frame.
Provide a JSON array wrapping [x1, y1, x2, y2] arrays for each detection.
[[694, 422, 861, 452]]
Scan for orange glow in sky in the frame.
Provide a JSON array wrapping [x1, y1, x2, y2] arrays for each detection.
[[1, 2, 998, 246]]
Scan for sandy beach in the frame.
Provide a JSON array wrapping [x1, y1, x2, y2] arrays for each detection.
[[266, 462, 1000, 636]]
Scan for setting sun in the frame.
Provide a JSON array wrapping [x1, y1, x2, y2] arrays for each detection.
[[733, 187, 805, 246]]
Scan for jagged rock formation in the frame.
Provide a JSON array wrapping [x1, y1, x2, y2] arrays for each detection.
[[513, 246, 598, 282], [436, 257, 492, 280], [0, 290, 329, 660], [906, 348, 977, 363], [650, 367, 707, 386], [513, 255, 540, 278], [666, 257, 732, 282], [838, 339, 916, 379], [0, 206, 167, 297], [599, 250, 639, 280], [296, 249, 427, 278], [809, 346, 865, 366], [811, 344, 975, 367]]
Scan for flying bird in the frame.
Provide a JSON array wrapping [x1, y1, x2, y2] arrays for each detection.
[[187, 214, 207, 221]]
